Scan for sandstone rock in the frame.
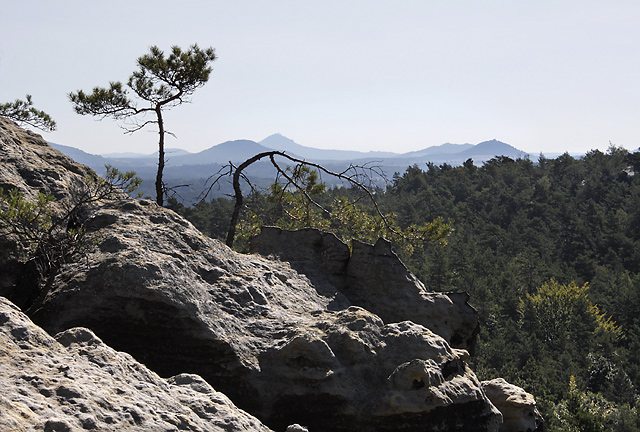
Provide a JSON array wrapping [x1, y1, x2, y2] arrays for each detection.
[[285, 425, 309, 432], [255, 307, 502, 431], [0, 118, 94, 203], [0, 116, 509, 431], [482, 378, 543, 432], [0, 118, 99, 310], [0, 296, 274, 432], [251, 227, 479, 353]]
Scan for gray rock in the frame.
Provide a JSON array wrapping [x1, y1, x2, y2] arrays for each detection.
[[0, 296, 273, 432], [0, 119, 99, 310], [251, 227, 479, 353], [482, 378, 543, 432], [0, 117, 512, 431]]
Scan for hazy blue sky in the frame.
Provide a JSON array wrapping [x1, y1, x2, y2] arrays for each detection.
[[1, 1, 639, 155]]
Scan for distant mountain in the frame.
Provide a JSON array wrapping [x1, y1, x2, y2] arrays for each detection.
[[103, 148, 192, 159], [168, 140, 275, 165], [260, 133, 399, 160], [55, 135, 530, 171], [457, 139, 529, 160], [50, 135, 534, 203], [102, 152, 149, 159], [49, 142, 109, 174], [402, 143, 475, 159], [259, 134, 308, 155], [257, 134, 530, 164]]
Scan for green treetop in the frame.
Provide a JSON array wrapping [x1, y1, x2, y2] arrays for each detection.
[[69, 44, 217, 206], [0, 95, 56, 132]]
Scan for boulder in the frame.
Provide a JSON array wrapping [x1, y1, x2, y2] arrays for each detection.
[[482, 378, 543, 432], [0, 296, 273, 432], [0, 116, 511, 431]]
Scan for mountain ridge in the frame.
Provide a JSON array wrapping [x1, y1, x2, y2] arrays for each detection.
[[52, 135, 532, 168], [259, 133, 400, 160], [49, 135, 533, 202]]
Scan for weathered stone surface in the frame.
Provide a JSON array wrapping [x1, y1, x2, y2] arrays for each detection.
[[251, 227, 480, 353], [0, 296, 274, 432], [482, 378, 543, 432], [0, 117, 515, 431], [254, 307, 502, 431], [0, 118, 100, 310], [22, 198, 497, 430], [249, 226, 351, 294], [0, 118, 94, 202]]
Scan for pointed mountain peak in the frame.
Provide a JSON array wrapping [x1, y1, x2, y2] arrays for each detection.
[[261, 133, 297, 146]]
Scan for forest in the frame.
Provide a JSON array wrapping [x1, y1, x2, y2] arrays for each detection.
[[169, 146, 640, 431]]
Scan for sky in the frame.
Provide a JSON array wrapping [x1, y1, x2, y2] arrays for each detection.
[[1, 1, 639, 156]]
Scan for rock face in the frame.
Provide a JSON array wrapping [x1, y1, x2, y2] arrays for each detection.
[[250, 227, 479, 353], [0, 117, 539, 431], [482, 379, 543, 432], [0, 296, 273, 432], [0, 119, 99, 310]]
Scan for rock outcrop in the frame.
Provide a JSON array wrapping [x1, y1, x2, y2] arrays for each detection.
[[482, 379, 543, 432], [0, 120, 99, 310], [250, 227, 480, 353], [0, 296, 273, 432], [0, 116, 540, 431]]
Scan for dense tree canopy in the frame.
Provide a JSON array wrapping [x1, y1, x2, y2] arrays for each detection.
[[378, 148, 640, 431]]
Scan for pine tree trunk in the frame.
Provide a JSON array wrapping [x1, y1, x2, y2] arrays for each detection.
[[155, 107, 165, 206]]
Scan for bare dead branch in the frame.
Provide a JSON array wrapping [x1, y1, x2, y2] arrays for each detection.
[[268, 154, 332, 219], [202, 150, 396, 248], [120, 118, 158, 134], [196, 165, 234, 203]]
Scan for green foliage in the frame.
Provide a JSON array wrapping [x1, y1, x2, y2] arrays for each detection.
[[103, 164, 142, 194], [375, 148, 640, 430], [171, 147, 640, 431], [0, 188, 56, 253], [552, 376, 640, 432], [69, 44, 216, 206], [0, 94, 56, 131], [69, 44, 216, 117], [553, 376, 611, 432], [0, 166, 141, 279], [265, 165, 330, 230], [327, 196, 451, 254], [233, 165, 330, 250], [233, 165, 452, 253], [69, 81, 132, 119], [0, 187, 91, 278], [519, 280, 621, 346], [130, 44, 216, 104]]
